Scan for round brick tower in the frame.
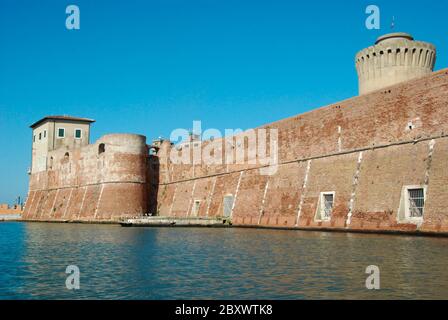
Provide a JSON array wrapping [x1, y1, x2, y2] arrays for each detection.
[[355, 32, 436, 95]]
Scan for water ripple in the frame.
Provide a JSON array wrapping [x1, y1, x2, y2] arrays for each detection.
[[0, 222, 447, 299]]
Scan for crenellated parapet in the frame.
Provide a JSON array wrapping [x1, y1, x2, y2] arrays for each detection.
[[355, 33, 436, 95]]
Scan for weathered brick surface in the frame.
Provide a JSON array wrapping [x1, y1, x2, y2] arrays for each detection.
[[78, 185, 101, 219], [156, 184, 176, 216], [171, 181, 195, 217], [40, 189, 58, 220], [188, 178, 214, 217], [51, 188, 72, 219], [207, 173, 241, 218], [95, 183, 147, 219], [62, 187, 85, 220], [421, 139, 448, 232], [260, 162, 305, 227], [350, 142, 429, 231], [298, 152, 358, 229], [232, 170, 269, 222]]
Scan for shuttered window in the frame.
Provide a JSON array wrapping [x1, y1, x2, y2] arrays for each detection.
[[57, 128, 65, 138]]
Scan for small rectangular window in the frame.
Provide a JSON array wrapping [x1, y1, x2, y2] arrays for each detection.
[[192, 200, 201, 216], [75, 129, 82, 139], [408, 188, 425, 218], [223, 195, 234, 218], [316, 192, 334, 221], [33, 135, 35, 143], [57, 128, 65, 138], [39, 132, 42, 140], [44, 130, 46, 138]]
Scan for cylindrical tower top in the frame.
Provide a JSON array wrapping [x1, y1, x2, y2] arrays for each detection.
[[375, 32, 414, 44], [355, 32, 436, 95]]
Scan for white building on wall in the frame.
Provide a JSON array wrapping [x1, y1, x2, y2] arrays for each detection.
[[30, 116, 95, 173]]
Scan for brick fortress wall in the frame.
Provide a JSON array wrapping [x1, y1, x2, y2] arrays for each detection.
[[151, 69, 448, 233]]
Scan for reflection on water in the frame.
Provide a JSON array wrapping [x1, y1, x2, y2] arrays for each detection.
[[0, 222, 447, 299]]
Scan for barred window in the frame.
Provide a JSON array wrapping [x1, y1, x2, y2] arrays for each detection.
[[323, 194, 334, 219], [408, 188, 425, 218]]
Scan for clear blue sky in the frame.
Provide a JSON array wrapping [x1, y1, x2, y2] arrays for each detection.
[[0, 0, 447, 204]]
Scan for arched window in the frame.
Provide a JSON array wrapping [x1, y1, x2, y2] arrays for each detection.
[[99, 143, 105, 155], [64, 152, 69, 160]]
